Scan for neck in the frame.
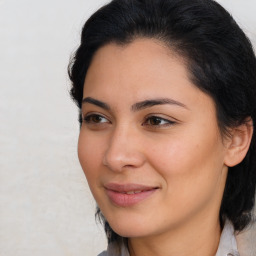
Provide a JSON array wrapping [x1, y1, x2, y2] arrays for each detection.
[[128, 214, 221, 256]]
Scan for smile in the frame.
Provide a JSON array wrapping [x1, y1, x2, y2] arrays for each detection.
[[122, 190, 143, 194], [104, 183, 159, 207]]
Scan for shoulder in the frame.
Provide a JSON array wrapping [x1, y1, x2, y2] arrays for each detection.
[[97, 239, 130, 256], [218, 218, 256, 256], [236, 219, 256, 256]]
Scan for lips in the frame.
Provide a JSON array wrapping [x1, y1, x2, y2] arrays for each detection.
[[104, 183, 159, 207]]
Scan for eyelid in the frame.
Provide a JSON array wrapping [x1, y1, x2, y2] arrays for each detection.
[[144, 113, 179, 122], [82, 111, 109, 119]]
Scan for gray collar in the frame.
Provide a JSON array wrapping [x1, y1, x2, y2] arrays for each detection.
[[215, 220, 240, 256]]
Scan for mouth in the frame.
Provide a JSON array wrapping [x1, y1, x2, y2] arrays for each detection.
[[120, 190, 147, 194], [104, 183, 159, 207]]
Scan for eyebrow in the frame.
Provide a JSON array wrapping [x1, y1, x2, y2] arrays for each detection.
[[82, 97, 188, 111], [131, 98, 188, 111], [82, 97, 110, 110]]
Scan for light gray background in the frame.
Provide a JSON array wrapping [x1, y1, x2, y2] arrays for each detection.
[[0, 1, 255, 256]]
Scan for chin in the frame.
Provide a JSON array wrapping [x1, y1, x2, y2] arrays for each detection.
[[105, 212, 161, 239], [111, 224, 150, 238]]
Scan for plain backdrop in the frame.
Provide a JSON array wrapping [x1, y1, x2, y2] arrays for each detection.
[[0, 1, 255, 256]]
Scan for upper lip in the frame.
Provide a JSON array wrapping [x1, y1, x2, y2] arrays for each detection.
[[104, 183, 159, 193]]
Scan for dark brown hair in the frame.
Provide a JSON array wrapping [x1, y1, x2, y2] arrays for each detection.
[[69, 0, 256, 242]]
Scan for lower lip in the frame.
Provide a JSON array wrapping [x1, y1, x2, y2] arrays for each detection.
[[105, 189, 157, 207]]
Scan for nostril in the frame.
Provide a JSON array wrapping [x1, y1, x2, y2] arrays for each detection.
[[102, 155, 108, 167], [123, 164, 136, 168]]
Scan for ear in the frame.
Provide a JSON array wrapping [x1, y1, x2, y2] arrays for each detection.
[[224, 118, 253, 167]]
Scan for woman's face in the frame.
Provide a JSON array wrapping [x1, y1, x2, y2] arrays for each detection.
[[78, 38, 229, 238]]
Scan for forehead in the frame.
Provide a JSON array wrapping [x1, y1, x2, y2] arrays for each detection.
[[83, 38, 214, 113], [85, 39, 186, 91]]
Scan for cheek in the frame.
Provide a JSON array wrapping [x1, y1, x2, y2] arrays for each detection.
[[148, 126, 225, 202], [77, 131, 105, 185]]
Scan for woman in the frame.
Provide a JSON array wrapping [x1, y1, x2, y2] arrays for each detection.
[[68, 0, 256, 255]]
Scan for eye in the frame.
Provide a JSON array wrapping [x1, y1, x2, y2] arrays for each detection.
[[83, 114, 109, 124], [143, 116, 175, 127]]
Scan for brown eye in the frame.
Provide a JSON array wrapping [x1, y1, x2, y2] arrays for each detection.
[[84, 114, 109, 124], [148, 117, 162, 125], [143, 116, 175, 127]]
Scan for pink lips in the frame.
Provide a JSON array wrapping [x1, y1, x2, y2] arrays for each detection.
[[104, 183, 158, 207]]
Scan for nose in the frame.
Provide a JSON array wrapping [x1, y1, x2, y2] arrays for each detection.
[[103, 124, 146, 172]]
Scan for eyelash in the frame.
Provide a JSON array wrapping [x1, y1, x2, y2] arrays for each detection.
[[83, 114, 176, 128]]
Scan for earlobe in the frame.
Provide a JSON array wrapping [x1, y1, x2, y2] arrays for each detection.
[[224, 118, 253, 167]]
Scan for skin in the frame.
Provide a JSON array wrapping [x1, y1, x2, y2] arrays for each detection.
[[78, 38, 240, 256]]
